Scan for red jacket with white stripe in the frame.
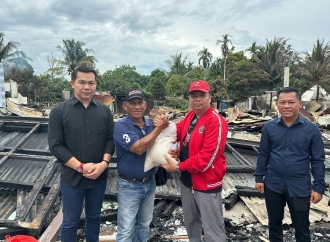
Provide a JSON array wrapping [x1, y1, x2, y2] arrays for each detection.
[[177, 107, 228, 191]]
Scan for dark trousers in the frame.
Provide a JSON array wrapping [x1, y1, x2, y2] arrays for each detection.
[[264, 184, 311, 242], [60, 179, 107, 242]]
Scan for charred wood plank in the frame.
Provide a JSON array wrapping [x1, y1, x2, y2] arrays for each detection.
[[29, 172, 61, 237], [237, 189, 264, 197], [159, 200, 178, 218], [151, 199, 168, 225], [0, 181, 52, 192], [0, 220, 21, 229], [235, 186, 264, 197], [224, 192, 238, 210], [16, 157, 57, 222], [0, 228, 28, 240]]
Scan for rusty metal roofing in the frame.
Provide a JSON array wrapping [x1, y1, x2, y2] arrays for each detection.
[[0, 115, 330, 237]]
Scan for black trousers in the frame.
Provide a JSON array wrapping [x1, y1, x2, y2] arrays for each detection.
[[264, 184, 311, 242]]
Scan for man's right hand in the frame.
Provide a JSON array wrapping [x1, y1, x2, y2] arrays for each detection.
[[154, 114, 169, 130], [255, 182, 264, 193], [82, 162, 95, 174]]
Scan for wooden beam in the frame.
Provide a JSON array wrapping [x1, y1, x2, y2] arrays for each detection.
[[29, 173, 61, 237], [16, 157, 57, 221], [37, 210, 62, 242]]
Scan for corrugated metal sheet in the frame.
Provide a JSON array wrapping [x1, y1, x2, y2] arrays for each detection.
[[0, 157, 59, 185], [0, 115, 330, 235], [0, 131, 49, 151], [241, 192, 330, 226], [0, 193, 16, 219]]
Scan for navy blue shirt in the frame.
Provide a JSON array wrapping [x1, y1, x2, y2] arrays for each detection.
[[255, 116, 325, 197], [114, 115, 156, 179]]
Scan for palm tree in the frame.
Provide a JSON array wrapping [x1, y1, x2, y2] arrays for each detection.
[[296, 39, 330, 85], [246, 42, 258, 61], [248, 37, 297, 89], [216, 33, 232, 82], [0, 31, 30, 67], [56, 39, 97, 75], [166, 52, 190, 76], [209, 57, 223, 78], [198, 47, 213, 69]]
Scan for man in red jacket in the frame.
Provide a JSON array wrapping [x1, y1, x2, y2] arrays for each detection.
[[162, 80, 228, 242]]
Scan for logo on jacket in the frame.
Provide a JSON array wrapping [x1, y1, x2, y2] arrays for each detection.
[[198, 126, 205, 133]]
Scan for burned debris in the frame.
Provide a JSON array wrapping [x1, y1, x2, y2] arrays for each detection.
[[1, 85, 330, 241]]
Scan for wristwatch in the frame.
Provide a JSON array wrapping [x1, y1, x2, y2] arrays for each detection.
[[76, 162, 84, 173], [176, 163, 181, 174]]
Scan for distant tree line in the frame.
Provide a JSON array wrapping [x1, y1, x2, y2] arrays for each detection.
[[1, 31, 330, 109]]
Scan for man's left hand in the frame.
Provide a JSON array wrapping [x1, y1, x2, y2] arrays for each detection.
[[83, 162, 108, 180], [310, 191, 323, 204], [154, 115, 169, 129], [162, 155, 178, 173]]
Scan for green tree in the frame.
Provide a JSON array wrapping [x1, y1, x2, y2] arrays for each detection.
[[246, 42, 258, 61], [166, 53, 191, 76], [247, 36, 297, 90], [56, 39, 97, 75], [216, 33, 232, 82], [148, 68, 167, 96], [148, 68, 167, 85], [208, 57, 223, 80], [102, 70, 131, 94], [5, 67, 36, 101], [44, 53, 65, 79], [150, 80, 165, 100], [166, 74, 182, 96], [41, 74, 71, 102], [296, 39, 330, 87], [101, 65, 147, 94], [0, 31, 31, 71], [227, 60, 271, 100], [131, 81, 142, 89], [198, 47, 213, 69], [208, 76, 227, 102]]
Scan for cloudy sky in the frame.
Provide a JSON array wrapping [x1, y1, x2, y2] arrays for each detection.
[[1, 0, 329, 77]]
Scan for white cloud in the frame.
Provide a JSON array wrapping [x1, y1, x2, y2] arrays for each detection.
[[1, 0, 329, 77]]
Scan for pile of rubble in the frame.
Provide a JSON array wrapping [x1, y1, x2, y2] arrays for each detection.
[[72, 199, 330, 242]]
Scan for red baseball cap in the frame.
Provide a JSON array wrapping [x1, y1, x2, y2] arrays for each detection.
[[188, 80, 210, 93]]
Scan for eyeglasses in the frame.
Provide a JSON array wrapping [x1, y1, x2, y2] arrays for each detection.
[[127, 101, 145, 107], [76, 80, 96, 86], [141, 129, 146, 136], [188, 118, 198, 134]]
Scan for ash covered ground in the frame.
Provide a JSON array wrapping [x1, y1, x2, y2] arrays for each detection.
[[148, 206, 330, 242], [80, 202, 330, 242]]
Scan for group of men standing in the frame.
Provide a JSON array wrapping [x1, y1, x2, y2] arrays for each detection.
[[48, 66, 326, 242]]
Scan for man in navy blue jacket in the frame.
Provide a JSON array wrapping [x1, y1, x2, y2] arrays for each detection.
[[255, 87, 325, 242]]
